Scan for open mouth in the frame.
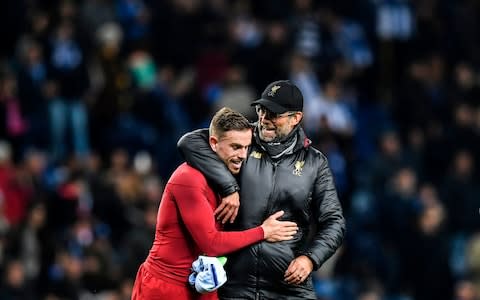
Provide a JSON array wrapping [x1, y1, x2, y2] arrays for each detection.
[[260, 124, 276, 132], [230, 160, 243, 169]]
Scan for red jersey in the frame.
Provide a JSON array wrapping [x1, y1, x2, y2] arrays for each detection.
[[143, 163, 263, 286]]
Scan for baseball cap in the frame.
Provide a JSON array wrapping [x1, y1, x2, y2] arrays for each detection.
[[188, 256, 228, 294], [251, 80, 303, 114]]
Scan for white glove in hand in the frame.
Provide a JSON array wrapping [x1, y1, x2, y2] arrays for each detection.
[[188, 256, 227, 293]]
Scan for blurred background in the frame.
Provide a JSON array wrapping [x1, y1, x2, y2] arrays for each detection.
[[0, 0, 479, 299]]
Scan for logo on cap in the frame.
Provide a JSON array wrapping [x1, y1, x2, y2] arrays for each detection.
[[267, 85, 281, 96]]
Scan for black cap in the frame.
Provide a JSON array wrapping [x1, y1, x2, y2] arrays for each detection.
[[251, 80, 303, 114]]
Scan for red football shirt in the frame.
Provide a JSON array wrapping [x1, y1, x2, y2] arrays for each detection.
[[143, 163, 263, 286]]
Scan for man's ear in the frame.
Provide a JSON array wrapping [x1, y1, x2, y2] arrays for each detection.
[[209, 136, 218, 152], [291, 112, 303, 126]]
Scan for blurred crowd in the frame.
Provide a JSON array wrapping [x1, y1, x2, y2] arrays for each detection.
[[0, 0, 480, 299]]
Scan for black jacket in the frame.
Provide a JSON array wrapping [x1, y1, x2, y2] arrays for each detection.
[[178, 127, 345, 300]]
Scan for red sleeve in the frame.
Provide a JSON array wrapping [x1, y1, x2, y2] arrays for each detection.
[[169, 179, 264, 257]]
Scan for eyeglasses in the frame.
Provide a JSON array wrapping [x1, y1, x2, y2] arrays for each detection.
[[255, 105, 296, 121]]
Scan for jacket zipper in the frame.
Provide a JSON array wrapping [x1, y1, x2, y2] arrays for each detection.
[[265, 161, 278, 215], [255, 160, 278, 298]]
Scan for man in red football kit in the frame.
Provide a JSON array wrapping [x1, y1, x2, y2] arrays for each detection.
[[131, 107, 298, 300]]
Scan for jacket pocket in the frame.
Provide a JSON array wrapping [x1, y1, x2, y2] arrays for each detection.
[[259, 241, 296, 280]]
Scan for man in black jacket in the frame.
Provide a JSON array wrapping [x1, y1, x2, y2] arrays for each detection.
[[178, 80, 345, 300]]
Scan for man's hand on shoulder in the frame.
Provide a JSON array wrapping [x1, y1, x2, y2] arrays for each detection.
[[214, 192, 240, 224]]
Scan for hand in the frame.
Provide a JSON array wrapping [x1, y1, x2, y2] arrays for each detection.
[[284, 255, 314, 285], [261, 211, 298, 242], [214, 192, 240, 224]]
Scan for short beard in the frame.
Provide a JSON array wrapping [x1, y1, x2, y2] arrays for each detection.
[[259, 131, 274, 142], [258, 125, 287, 143]]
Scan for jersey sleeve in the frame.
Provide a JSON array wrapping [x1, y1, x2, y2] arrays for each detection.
[[169, 179, 264, 257]]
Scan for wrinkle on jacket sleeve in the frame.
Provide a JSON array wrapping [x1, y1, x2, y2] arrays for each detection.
[[301, 153, 346, 270]]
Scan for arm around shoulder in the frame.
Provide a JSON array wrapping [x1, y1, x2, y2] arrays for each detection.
[[177, 128, 240, 196]]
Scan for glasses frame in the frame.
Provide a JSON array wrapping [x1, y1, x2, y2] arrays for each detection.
[[255, 105, 296, 122]]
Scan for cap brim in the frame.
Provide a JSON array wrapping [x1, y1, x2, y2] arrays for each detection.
[[251, 99, 287, 114]]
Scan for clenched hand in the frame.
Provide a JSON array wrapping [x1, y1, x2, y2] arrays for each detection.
[[284, 255, 314, 285]]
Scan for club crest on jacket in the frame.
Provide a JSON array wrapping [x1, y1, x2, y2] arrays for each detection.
[[293, 161, 305, 176], [250, 151, 263, 159]]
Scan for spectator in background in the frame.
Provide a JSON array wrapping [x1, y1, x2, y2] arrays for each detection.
[[0, 142, 17, 229], [450, 62, 480, 109], [315, 78, 355, 137], [6, 201, 54, 297], [82, 57, 125, 190], [115, 0, 152, 51], [0, 72, 28, 158], [0, 259, 35, 300], [79, 0, 116, 49], [369, 130, 408, 193], [0, 140, 30, 227], [132, 107, 298, 300], [290, 0, 323, 61], [27, 9, 51, 50], [212, 65, 256, 121], [378, 166, 421, 292], [121, 201, 157, 277], [125, 50, 194, 177], [248, 20, 290, 93], [465, 234, 480, 299], [454, 279, 480, 300], [15, 37, 49, 152], [45, 250, 84, 299], [47, 20, 91, 161], [289, 52, 323, 136], [88, 21, 131, 149], [441, 150, 479, 235], [406, 201, 453, 300], [322, 6, 373, 70]]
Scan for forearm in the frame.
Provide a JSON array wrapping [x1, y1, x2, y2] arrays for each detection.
[[174, 184, 263, 256], [303, 157, 346, 269], [302, 212, 345, 269], [197, 227, 264, 257]]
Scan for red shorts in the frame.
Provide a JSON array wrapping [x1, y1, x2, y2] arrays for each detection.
[[131, 264, 218, 300]]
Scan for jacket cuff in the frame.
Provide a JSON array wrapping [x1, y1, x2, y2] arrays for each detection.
[[219, 184, 240, 197], [300, 251, 320, 271]]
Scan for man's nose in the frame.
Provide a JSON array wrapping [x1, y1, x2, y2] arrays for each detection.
[[238, 148, 248, 160]]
